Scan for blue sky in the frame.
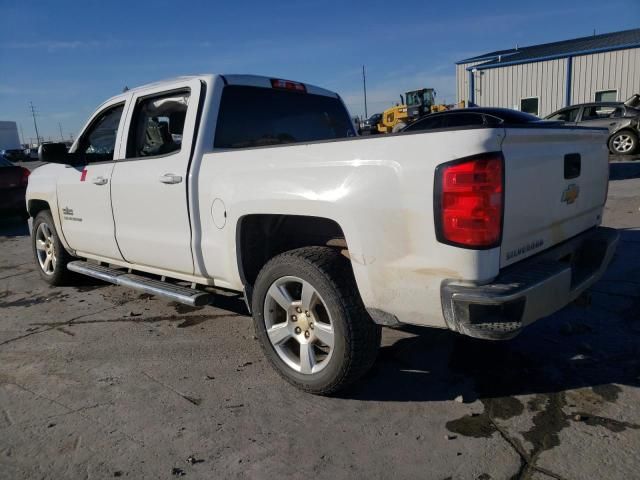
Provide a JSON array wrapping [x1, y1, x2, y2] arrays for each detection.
[[1, 0, 639, 142]]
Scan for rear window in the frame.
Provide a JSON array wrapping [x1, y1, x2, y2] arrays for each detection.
[[214, 86, 356, 149]]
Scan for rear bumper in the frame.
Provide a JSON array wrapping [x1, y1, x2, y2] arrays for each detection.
[[441, 227, 619, 340]]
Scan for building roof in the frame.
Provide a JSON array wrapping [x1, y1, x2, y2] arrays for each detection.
[[457, 28, 640, 69]]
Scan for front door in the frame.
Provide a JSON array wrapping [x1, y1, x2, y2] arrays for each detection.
[[56, 100, 128, 260], [110, 79, 202, 274]]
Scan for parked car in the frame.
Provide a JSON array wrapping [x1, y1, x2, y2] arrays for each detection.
[[546, 97, 640, 155], [0, 155, 30, 218], [359, 113, 382, 135], [28, 74, 617, 395], [1, 149, 29, 163], [401, 107, 553, 132]]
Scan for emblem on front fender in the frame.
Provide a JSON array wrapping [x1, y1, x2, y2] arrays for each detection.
[[561, 184, 580, 204]]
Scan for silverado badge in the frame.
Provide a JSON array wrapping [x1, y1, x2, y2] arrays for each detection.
[[561, 184, 580, 205]]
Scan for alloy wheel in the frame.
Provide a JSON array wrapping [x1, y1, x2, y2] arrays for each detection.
[[263, 276, 335, 375], [35, 222, 56, 275]]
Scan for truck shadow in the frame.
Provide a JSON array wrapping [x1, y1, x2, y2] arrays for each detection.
[[609, 160, 640, 180], [345, 228, 640, 403], [0, 216, 29, 237]]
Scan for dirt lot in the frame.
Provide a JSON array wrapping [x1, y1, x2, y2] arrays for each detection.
[[1, 161, 639, 480]]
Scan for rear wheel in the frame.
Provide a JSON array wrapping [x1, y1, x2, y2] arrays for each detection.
[[252, 247, 381, 395], [32, 210, 76, 285], [609, 130, 638, 155]]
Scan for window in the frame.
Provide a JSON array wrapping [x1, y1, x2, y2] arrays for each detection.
[[547, 108, 579, 122], [127, 90, 190, 158], [582, 105, 617, 121], [595, 90, 617, 102], [214, 86, 355, 149], [79, 104, 124, 163], [403, 116, 447, 132], [443, 113, 485, 128], [520, 97, 539, 116]]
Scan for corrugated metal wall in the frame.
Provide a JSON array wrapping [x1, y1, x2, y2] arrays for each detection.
[[571, 47, 640, 103], [455, 47, 640, 117], [475, 59, 567, 116], [456, 61, 484, 104]]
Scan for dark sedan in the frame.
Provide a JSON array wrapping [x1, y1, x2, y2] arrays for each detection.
[[401, 107, 549, 133], [359, 113, 382, 135], [0, 155, 30, 218]]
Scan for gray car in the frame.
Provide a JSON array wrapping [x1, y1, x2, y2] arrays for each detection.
[[546, 94, 640, 155]]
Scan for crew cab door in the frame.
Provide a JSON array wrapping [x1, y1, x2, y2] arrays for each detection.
[[110, 79, 202, 274], [55, 98, 129, 260]]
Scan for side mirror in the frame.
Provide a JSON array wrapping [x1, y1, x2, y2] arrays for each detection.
[[38, 143, 81, 165]]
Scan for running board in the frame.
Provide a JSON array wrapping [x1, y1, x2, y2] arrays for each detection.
[[67, 261, 212, 307]]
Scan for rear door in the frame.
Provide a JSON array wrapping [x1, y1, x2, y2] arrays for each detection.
[[110, 79, 202, 274], [500, 127, 609, 267], [55, 99, 129, 260]]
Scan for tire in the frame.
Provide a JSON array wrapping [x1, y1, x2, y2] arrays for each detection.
[[31, 210, 77, 285], [392, 122, 407, 133], [252, 246, 381, 395], [608, 130, 638, 155]]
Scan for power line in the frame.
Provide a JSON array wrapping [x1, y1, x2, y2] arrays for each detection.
[[29, 101, 41, 145], [362, 65, 368, 119]]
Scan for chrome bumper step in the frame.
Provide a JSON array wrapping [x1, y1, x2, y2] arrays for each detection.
[[67, 261, 212, 307]]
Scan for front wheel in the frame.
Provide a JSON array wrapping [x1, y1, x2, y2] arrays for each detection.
[[252, 247, 381, 395], [32, 210, 77, 285], [609, 130, 638, 155], [392, 121, 407, 133]]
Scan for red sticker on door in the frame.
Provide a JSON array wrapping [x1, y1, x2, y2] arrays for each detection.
[[80, 168, 87, 182]]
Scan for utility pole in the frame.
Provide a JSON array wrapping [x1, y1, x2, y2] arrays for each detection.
[[19, 123, 25, 146], [58, 122, 64, 141], [29, 101, 41, 146], [362, 65, 368, 119]]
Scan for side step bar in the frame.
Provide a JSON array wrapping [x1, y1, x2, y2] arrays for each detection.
[[67, 261, 212, 307]]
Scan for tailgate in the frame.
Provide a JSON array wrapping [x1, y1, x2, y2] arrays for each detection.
[[500, 127, 609, 267]]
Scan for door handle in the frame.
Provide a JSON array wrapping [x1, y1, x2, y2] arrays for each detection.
[[159, 173, 183, 184], [92, 176, 108, 185]]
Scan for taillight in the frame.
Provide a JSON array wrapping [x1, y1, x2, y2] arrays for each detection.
[[270, 78, 307, 93], [434, 152, 504, 249], [20, 167, 30, 187]]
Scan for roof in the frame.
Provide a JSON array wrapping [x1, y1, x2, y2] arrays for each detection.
[[99, 74, 339, 108], [457, 28, 640, 69]]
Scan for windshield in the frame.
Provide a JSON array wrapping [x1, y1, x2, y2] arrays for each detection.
[[405, 90, 435, 108], [405, 91, 422, 107]]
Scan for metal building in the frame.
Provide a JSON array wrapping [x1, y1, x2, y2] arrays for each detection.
[[456, 28, 640, 117]]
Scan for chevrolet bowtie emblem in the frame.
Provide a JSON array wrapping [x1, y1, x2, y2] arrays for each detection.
[[561, 184, 580, 205]]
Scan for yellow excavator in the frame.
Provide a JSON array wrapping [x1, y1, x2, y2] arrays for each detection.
[[377, 88, 457, 133]]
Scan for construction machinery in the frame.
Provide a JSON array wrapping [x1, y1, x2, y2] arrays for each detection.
[[377, 88, 459, 133]]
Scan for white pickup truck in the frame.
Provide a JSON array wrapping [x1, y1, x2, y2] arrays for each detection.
[[27, 74, 618, 394]]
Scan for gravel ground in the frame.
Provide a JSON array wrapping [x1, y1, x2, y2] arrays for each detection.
[[0, 160, 638, 480]]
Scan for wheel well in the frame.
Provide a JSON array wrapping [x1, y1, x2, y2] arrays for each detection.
[[236, 214, 347, 288], [27, 199, 50, 218]]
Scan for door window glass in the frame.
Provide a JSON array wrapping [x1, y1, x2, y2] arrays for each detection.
[[548, 108, 579, 122], [582, 106, 617, 121], [80, 104, 124, 163], [127, 91, 190, 158], [402, 116, 447, 132], [443, 113, 485, 128], [520, 98, 539, 116]]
